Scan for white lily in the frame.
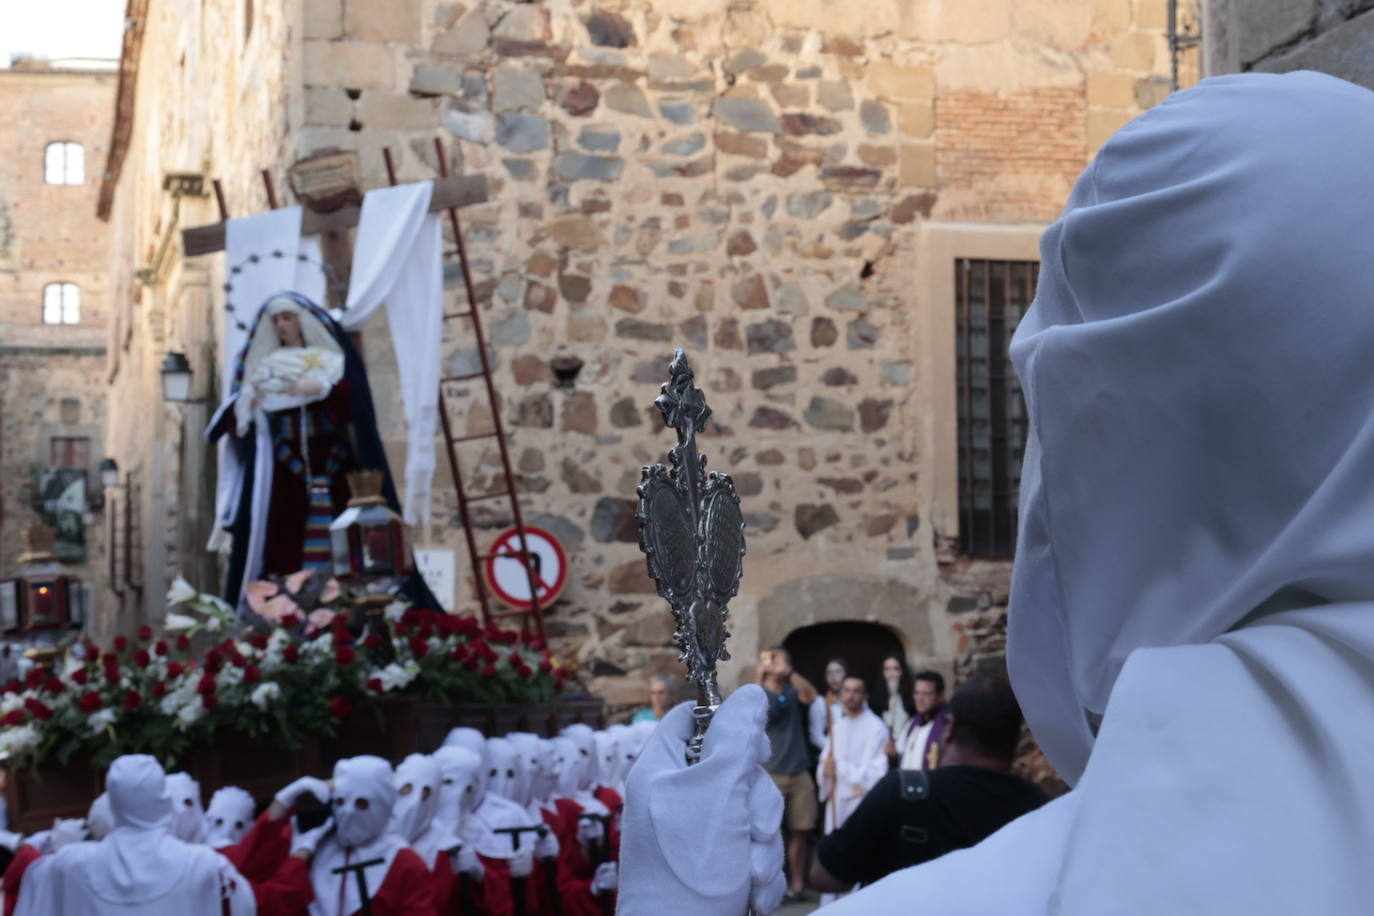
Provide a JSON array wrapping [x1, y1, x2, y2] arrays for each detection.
[[165, 575, 198, 606], [250, 682, 281, 710], [163, 612, 198, 632]]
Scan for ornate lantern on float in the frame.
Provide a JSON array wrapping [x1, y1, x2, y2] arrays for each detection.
[[329, 471, 410, 663], [0, 526, 86, 672]]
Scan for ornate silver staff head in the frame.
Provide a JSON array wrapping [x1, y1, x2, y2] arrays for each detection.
[[636, 349, 746, 764]]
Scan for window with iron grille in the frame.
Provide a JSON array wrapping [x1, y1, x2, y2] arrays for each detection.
[[44, 141, 84, 185], [955, 259, 1036, 558]]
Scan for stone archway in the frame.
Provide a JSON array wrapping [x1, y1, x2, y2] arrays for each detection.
[[782, 620, 906, 698]]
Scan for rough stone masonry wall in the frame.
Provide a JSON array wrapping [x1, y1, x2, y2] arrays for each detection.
[[294, 0, 1176, 710], [1206, 0, 1374, 90]]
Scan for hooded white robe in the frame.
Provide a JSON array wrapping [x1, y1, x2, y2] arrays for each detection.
[[13, 755, 254, 916], [821, 69, 1374, 915]]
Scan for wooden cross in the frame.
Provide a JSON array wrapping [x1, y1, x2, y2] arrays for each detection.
[[179, 162, 487, 314]]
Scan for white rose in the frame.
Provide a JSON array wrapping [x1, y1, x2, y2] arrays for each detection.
[[250, 682, 281, 710], [88, 708, 117, 734], [0, 725, 40, 753], [175, 700, 205, 728]]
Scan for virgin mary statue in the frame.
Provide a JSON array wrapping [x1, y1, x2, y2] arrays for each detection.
[[208, 292, 414, 609]]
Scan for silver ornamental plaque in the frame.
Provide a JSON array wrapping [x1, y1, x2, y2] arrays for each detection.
[[636, 349, 746, 764]]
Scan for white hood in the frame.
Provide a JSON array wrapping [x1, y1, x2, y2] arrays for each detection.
[[1003, 70, 1374, 911]]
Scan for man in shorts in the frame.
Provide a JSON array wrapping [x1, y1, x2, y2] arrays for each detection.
[[757, 646, 819, 901]]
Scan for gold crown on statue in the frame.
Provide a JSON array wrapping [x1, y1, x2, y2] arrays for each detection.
[[346, 470, 386, 507]]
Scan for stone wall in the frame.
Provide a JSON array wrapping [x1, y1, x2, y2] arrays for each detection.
[[285, 0, 1176, 708], [102, 0, 1178, 720], [1205, 0, 1374, 89], [0, 65, 115, 622]]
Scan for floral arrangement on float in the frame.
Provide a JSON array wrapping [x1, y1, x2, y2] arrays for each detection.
[[0, 571, 568, 770]]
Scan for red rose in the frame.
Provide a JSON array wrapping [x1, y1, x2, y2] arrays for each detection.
[[114, 636, 129, 653], [2, 710, 26, 726], [166, 661, 185, 678], [86, 649, 103, 667], [25, 669, 41, 690], [450, 646, 466, 662], [334, 645, 357, 667], [529, 638, 546, 651], [202, 693, 218, 709], [332, 629, 352, 647], [250, 634, 269, 650], [538, 659, 552, 673], [363, 634, 381, 650], [43, 675, 63, 694], [197, 673, 217, 695], [154, 640, 169, 656], [80, 691, 102, 713], [553, 667, 567, 679], [243, 665, 261, 684], [70, 668, 89, 684], [175, 635, 191, 652], [103, 665, 120, 685], [133, 649, 151, 669], [481, 663, 498, 679], [2, 680, 20, 695], [283, 645, 300, 664], [409, 636, 429, 659], [366, 677, 383, 693], [137, 625, 153, 641], [152, 681, 167, 698], [229, 650, 247, 669], [24, 699, 52, 721], [517, 664, 533, 679], [329, 696, 353, 719], [394, 622, 412, 638], [123, 690, 142, 710], [418, 624, 434, 641], [281, 613, 301, 629]]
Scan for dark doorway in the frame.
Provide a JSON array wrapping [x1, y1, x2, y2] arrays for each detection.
[[782, 621, 906, 699]]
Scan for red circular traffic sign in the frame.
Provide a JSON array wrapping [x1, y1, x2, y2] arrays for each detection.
[[483, 526, 568, 609]]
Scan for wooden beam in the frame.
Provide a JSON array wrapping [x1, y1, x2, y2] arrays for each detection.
[[181, 173, 489, 257]]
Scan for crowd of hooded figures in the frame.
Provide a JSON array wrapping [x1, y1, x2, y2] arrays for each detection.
[[0, 720, 654, 915]]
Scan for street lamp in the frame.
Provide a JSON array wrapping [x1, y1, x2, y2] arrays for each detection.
[[160, 352, 195, 403], [99, 458, 120, 490]]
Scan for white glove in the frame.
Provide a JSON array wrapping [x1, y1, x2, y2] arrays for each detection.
[[591, 861, 619, 894], [0, 830, 22, 852], [508, 847, 534, 878], [49, 818, 86, 850], [292, 823, 331, 857], [616, 685, 787, 916], [454, 843, 485, 881], [534, 828, 560, 859], [275, 776, 330, 809], [576, 817, 604, 846]]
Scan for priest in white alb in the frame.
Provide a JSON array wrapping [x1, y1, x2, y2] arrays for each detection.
[[815, 676, 888, 841]]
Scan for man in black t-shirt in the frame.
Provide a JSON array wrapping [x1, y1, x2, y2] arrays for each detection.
[[810, 674, 1049, 893]]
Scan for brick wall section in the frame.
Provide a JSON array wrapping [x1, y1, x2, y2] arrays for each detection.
[[936, 89, 1087, 223]]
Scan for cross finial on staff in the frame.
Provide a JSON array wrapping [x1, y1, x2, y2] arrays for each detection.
[[637, 349, 746, 764]]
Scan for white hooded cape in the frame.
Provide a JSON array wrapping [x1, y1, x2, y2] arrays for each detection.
[[825, 70, 1374, 915]]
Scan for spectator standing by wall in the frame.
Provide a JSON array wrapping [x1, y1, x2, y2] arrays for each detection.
[[631, 674, 674, 724], [899, 671, 948, 770], [758, 646, 819, 902], [873, 655, 914, 762], [815, 676, 890, 904], [807, 658, 848, 756]]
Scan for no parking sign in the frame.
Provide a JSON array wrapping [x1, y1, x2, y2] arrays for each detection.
[[482, 526, 568, 609]]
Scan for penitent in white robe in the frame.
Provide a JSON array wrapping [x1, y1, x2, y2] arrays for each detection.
[[816, 708, 889, 834]]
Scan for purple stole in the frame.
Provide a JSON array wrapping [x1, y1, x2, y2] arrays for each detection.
[[904, 703, 949, 771]]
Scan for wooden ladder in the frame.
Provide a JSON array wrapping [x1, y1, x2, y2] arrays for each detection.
[[383, 141, 547, 641]]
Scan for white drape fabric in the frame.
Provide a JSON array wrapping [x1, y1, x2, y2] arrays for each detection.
[[340, 181, 443, 529], [827, 70, 1374, 915], [13, 755, 254, 915]]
